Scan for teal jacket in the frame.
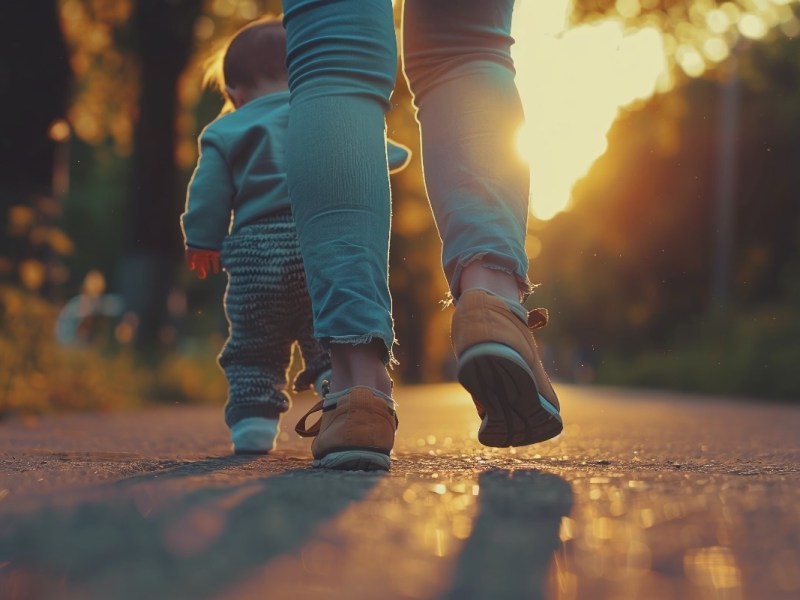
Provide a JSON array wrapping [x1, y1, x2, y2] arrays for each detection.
[[181, 91, 411, 251]]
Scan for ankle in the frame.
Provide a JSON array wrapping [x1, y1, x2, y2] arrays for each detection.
[[459, 262, 521, 304], [329, 340, 392, 396]]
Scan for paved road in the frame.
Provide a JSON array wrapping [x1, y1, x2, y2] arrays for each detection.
[[1, 383, 799, 600]]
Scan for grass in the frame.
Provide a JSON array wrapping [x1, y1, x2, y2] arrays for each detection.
[[0, 285, 227, 418]]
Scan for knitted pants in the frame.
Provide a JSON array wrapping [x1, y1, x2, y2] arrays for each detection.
[[219, 212, 331, 428]]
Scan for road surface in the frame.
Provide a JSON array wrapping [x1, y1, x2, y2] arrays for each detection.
[[1, 383, 799, 600]]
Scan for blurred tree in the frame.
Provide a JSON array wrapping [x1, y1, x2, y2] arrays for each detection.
[[0, 1, 70, 199], [734, 33, 800, 305], [119, 0, 203, 351], [531, 27, 800, 389], [0, 0, 71, 289]]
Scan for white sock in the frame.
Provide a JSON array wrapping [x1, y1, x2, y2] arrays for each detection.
[[231, 417, 279, 454]]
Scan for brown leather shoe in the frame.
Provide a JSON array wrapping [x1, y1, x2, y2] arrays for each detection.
[[451, 289, 563, 447], [295, 386, 397, 471]]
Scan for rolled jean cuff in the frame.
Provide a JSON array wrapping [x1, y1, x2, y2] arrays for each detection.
[[448, 252, 533, 304], [327, 333, 397, 366]]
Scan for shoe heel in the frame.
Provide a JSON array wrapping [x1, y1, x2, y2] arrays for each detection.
[[457, 342, 562, 447], [313, 449, 391, 471], [458, 342, 532, 377]]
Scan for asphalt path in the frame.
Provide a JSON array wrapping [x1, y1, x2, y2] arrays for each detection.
[[1, 383, 799, 600]]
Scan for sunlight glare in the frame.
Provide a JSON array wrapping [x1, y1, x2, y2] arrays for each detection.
[[738, 13, 769, 39], [702, 37, 731, 63], [677, 44, 706, 77], [706, 9, 731, 34], [512, 0, 667, 220]]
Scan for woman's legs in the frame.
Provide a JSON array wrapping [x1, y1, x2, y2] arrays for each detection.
[[402, 0, 530, 302], [282, 0, 397, 394]]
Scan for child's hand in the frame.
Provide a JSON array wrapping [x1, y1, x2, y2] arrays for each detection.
[[185, 248, 220, 279]]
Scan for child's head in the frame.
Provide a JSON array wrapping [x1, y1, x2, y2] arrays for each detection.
[[205, 16, 288, 111]]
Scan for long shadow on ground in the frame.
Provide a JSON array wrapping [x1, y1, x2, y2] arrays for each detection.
[[0, 463, 383, 600], [440, 469, 573, 600]]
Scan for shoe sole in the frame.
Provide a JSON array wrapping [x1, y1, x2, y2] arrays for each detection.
[[458, 342, 563, 447], [313, 450, 391, 471]]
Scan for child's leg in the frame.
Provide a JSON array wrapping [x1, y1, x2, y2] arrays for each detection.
[[287, 256, 332, 395], [220, 220, 299, 453], [402, 0, 531, 301], [282, 0, 397, 386], [293, 327, 332, 396]]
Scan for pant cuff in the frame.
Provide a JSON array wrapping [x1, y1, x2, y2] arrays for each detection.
[[327, 334, 398, 367], [225, 399, 288, 428]]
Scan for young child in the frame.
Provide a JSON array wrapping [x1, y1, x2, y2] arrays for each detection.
[[181, 16, 410, 454]]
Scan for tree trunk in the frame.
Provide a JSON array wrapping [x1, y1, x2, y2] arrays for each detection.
[[121, 0, 203, 351], [0, 0, 71, 268]]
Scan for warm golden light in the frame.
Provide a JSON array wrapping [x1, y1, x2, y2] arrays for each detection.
[[684, 546, 742, 590], [56, 0, 799, 215], [703, 37, 731, 63], [48, 119, 71, 142], [512, 1, 666, 220], [739, 13, 769, 39], [510, 0, 799, 220]]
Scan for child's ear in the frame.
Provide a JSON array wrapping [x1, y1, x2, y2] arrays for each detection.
[[225, 85, 245, 109]]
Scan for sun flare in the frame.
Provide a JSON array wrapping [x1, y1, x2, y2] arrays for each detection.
[[512, 0, 666, 220], [511, 0, 795, 221]]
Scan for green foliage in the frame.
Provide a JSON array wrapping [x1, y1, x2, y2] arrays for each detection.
[[0, 286, 226, 417], [597, 304, 800, 399], [146, 342, 228, 406], [61, 142, 130, 281], [0, 286, 138, 415], [1, 196, 74, 295]]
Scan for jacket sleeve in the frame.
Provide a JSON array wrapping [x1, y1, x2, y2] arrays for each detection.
[[180, 129, 235, 251], [387, 138, 412, 174]]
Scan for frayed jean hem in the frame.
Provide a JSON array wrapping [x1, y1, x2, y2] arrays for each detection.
[[446, 253, 534, 307], [326, 333, 397, 366]]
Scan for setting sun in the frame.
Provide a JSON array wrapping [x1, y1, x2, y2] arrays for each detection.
[[510, 0, 796, 221], [512, 0, 666, 220]]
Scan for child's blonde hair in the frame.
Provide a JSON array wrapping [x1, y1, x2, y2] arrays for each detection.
[[203, 16, 288, 113]]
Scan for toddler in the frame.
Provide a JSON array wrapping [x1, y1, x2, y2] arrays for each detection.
[[181, 16, 411, 453]]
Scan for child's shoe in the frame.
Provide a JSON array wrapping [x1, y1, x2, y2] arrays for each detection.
[[295, 386, 397, 471], [313, 369, 332, 397], [231, 417, 279, 454], [451, 289, 563, 447]]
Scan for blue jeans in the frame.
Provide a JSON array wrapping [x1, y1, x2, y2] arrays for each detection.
[[282, 0, 529, 358]]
